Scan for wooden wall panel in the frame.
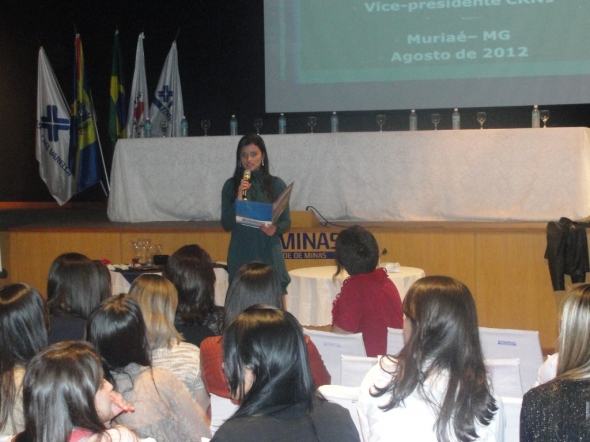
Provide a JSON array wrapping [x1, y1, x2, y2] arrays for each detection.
[[5, 224, 562, 349], [373, 231, 476, 289], [119, 231, 231, 265], [11, 231, 121, 298], [0, 232, 12, 285], [475, 231, 558, 348]]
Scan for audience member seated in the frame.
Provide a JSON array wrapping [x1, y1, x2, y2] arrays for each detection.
[[0, 283, 48, 437], [200, 262, 330, 398], [210, 306, 359, 442], [163, 244, 223, 346], [94, 260, 114, 299], [331, 225, 403, 357], [86, 294, 211, 442], [13, 341, 137, 442], [520, 284, 590, 441], [358, 276, 504, 441], [47, 252, 109, 344], [129, 273, 210, 413]]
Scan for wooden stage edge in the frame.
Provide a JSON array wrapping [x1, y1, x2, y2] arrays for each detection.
[[0, 204, 573, 352]]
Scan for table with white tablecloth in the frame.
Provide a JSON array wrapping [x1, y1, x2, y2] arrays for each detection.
[[286, 266, 425, 326], [109, 267, 229, 307], [108, 128, 590, 223]]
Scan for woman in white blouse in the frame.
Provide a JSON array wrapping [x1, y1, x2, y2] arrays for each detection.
[[358, 276, 504, 442]]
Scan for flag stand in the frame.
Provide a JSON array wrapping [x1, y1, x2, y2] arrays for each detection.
[[89, 90, 110, 194], [93, 118, 110, 194]]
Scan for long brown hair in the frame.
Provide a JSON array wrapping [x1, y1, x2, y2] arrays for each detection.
[[372, 276, 497, 442]]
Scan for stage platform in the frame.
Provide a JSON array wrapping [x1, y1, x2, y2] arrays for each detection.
[[0, 203, 567, 351]]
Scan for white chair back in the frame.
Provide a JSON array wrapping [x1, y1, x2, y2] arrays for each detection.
[[479, 327, 543, 392], [304, 329, 366, 385], [485, 358, 523, 398], [318, 384, 362, 437], [501, 396, 522, 442], [209, 394, 239, 435], [340, 355, 378, 387], [386, 327, 404, 355]]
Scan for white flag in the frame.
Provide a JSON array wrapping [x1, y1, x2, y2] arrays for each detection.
[[126, 33, 150, 138], [149, 41, 184, 137], [36, 47, 75, 205]]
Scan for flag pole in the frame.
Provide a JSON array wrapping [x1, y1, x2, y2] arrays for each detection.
[[89, 89, 111, 193]]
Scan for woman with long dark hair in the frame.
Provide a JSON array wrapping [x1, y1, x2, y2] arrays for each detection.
[[47, 252, 107, 344], [13, 341, 137, 442], [200, 262, 330, 398], [164, 244, 223, 346], [211, 306, 358, 442], [86, 294, 210, 442], [220, 134, 291, 294], [0, 283, 48, 437], [520, 284, 590, 441], [358, 276, 503, 442]]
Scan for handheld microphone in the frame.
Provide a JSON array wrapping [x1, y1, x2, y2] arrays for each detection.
[[242, 170, 251, 200]]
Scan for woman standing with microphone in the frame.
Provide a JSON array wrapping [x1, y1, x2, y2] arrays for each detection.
[[221, 134, 291, 295]]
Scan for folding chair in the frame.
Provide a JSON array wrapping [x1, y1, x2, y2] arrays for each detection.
[[479, 327, 543, 392], [485, 358, 523, 398], [304, 329, 366, 385], [501, 396, 523, 442], [318, 384, 362, 437], [386, 327, 404, 355], [340, 355, 378, 387]]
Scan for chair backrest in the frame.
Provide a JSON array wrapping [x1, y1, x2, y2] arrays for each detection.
[[304, 329, 366, 385], [386, 327, 404, 355], [501, 396, 522, 442], [341, 355, 379, 387], [485, 358, 523, 398], [318, 384, 362, 437], [479, 327, 543, 392], [209, 394, 239, 435]]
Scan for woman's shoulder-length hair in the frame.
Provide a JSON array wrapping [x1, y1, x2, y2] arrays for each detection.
[[223, 306, 317, 418], [163, 244, 216, 326], [222, 262, 283, 332], [129, 273, 183, 349], [86, 294, 151, 382], [47, 252, 101, 319], [15, 341, 107, 442]]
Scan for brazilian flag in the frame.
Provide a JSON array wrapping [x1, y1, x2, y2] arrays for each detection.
[[109, 30, 127, 144]]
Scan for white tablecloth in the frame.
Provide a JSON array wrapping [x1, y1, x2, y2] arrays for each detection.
[[109, 267, 229, 307], [108, 128, 590, 222], [286, 266, 425, 326]]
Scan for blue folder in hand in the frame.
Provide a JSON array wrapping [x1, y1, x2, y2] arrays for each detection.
[[235, 182, 293, 228]]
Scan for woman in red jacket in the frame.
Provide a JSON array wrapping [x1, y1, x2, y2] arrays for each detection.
[[201, 262, 330, 397]]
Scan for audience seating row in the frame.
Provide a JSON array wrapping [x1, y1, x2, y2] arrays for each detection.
[[303, 327, 542, 394], [208, 326, 541, 439]]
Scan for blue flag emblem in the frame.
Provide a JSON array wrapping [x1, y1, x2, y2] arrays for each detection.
[[158, 85, 174, 103], [40, 104, 70, 142]]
